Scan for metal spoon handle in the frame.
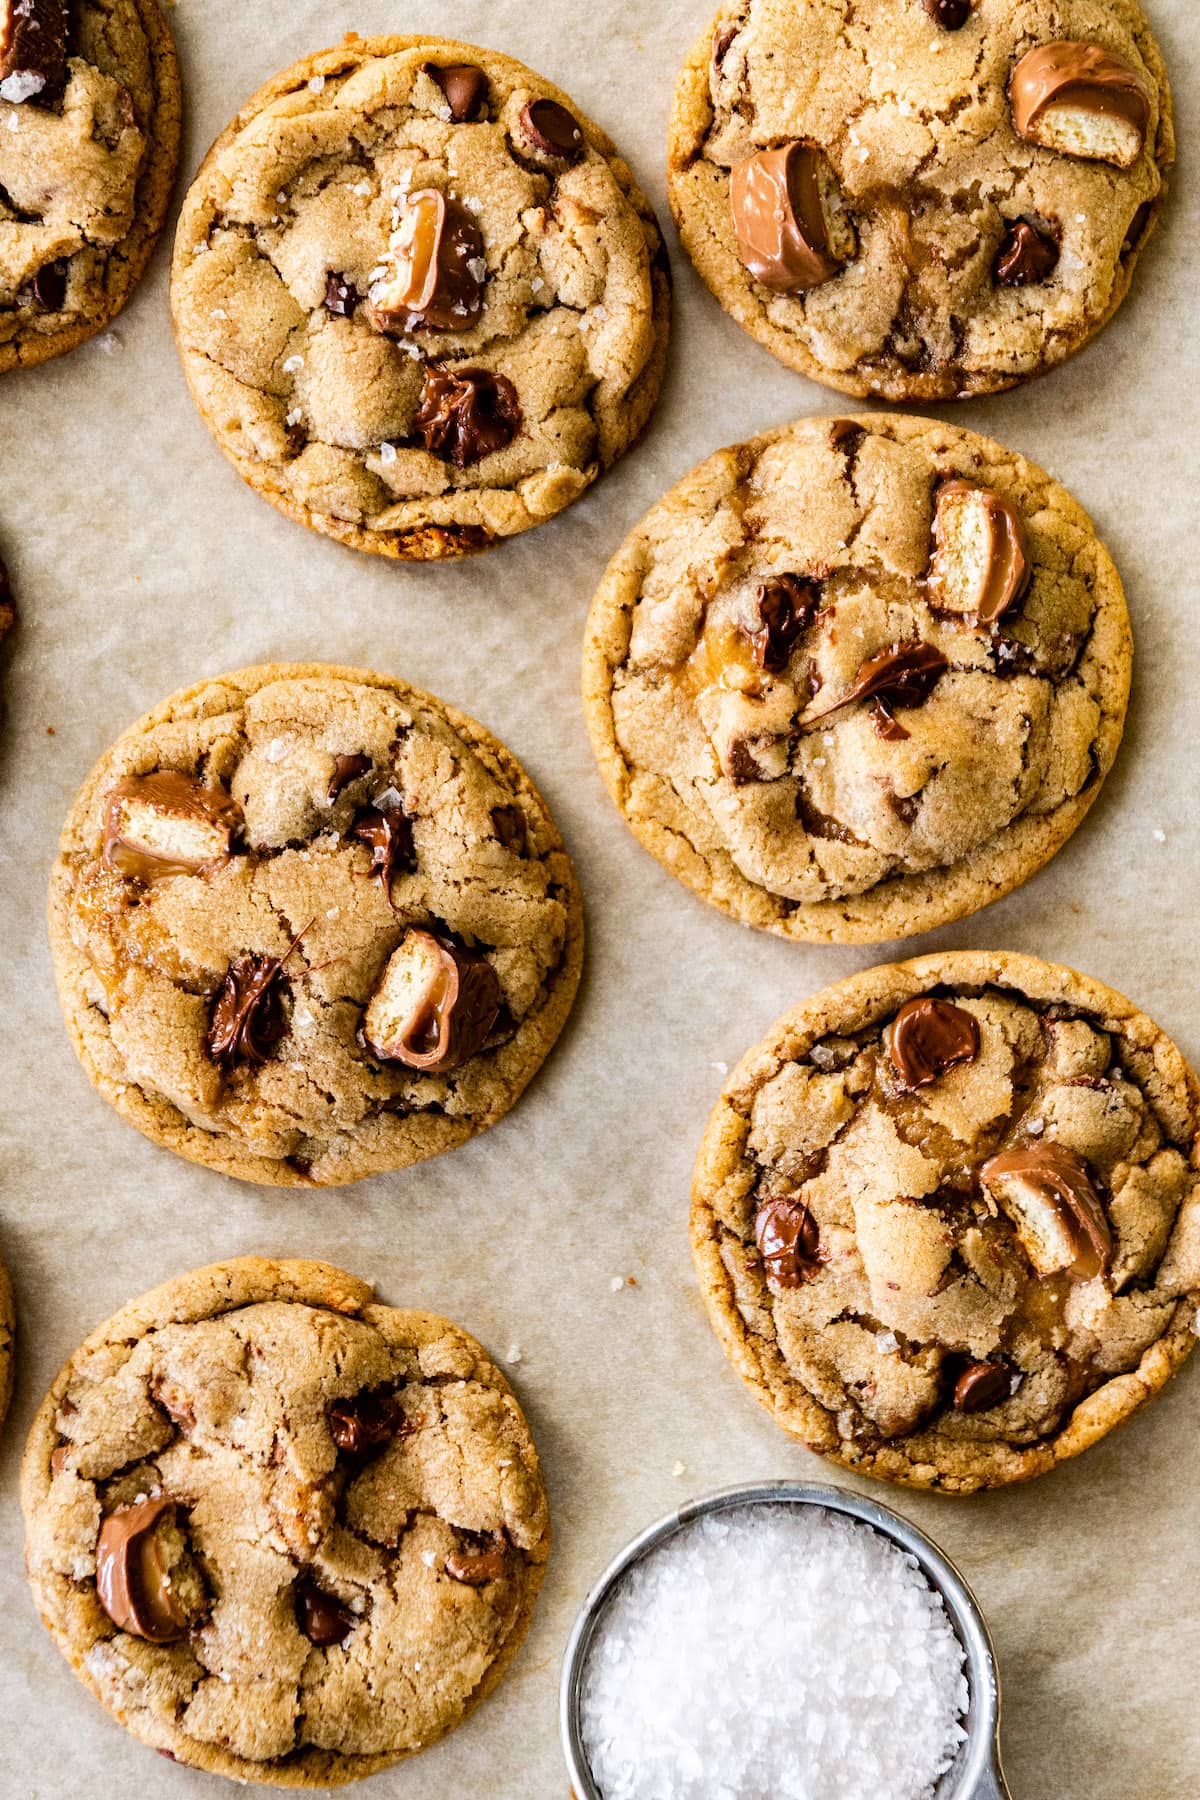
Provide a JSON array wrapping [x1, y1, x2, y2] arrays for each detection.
[[972, 1755, 1012, 1799]]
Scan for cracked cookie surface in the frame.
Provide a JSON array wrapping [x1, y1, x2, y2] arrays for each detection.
[[668, 0, 1173, 399], [21, 1257, 550, 1784], [0, 0, 180, 373], [692, 952, 1200, 1493], [49, 663, 583, 1186], [582, 414, 1131, 944], [170, 34, 670, 560]]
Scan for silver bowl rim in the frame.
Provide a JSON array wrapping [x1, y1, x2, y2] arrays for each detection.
[[558, 1478, 1004, 1800]]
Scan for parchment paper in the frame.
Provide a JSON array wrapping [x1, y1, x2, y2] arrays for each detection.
[[1, 2, 1198, 1794]]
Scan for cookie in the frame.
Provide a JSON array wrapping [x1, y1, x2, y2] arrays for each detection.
[[22, 1257, 550, 1782], [668, 0, 1173, 400], [170, 35, 671, 561], [1, 0, 181, 374], [582, 414, 1131, 945], [49, 663, 583, 1186], [692, 952, 1200, 1494]]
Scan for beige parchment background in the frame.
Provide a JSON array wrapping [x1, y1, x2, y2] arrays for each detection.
[[1, 1, 1197, 1795]]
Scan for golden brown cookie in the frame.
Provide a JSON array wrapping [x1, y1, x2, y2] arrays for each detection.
[[582, 413, 1132, 945], [170, 35, 671, 560], [668, 0, 1173, 400], [1, 0, 181, 373], [49, 663, 583, 1186], [22, 1257, 550, 1783], [692, 952, 1200, 1493]]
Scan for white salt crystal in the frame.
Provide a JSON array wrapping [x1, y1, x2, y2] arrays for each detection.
[[1026, 1117, 1045, 1137], [1153, 829, 1166, 844], [308, 74, 326, 93], [670, 1460, 686, 1478], [581, 1504, 968, 1800], [282, 354, 304, 373], [265, 737, 289, 764], [711, 1061, 729, 1075], [353, 180, 371, 196], [379, 442, 397, 466], [0, 70, 44, 102], [609, 1276, 626, 1293], [285, 408, 302, 427], [875, 1330, 900, 1354], [507, 1345, 523, 1364]]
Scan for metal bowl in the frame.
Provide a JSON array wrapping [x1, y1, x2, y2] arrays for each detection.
[[560, 1480, 1010, 1800]]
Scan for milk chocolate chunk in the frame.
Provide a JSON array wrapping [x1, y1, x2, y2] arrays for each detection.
[[518, 97, 585, 165], [0, 0, 67, 105], [422, 61, 489, 124], [953, 1360, 1009, 1413], [207, 926, 308, 1067], [351, 792, 415, 891], [809, 640, 949, 740], [327, 753, 372, 802], [491, 803, 526, 854], [323, 272, 359, 318], [930, 481, 1030, 626], [367, 190, 485, 333], [328, 1387, 411, 1455], [445, 1534, 508, 1586], [980, 1142, 1113, 1281], [1010, 42, 1151, 170], [296, 1581, 356, 1646], [744, 574, 820, 673], [95, 1498, 194, 1644], [994, 219, 1059, 287], [890, 997, 981, 1089], [363, 928, 501, 1072], [754, 1195, 825, 1289], [413, 365, 522, 467], [730, 142, 852, 294], [103, 771, 242, 884], [712, 22, 738, 70], [919, 0, 971, 27]]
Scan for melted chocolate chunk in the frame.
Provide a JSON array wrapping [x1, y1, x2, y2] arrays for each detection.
[[1122, 199, 1154, 257], [808, 640, 949, 740], [422, 61, 489, 123], [369, 191, 485, 332], [96, 1499, 193, 1644], [351, 793, 415, 892], [413, 365, 522, 468], [491, 803, 527, 854], [445, 1534, 508, 1585], [207, 924, 309, 1067], [362, 928, 502, 1073], [754, 1195, 825, 1288], [327, 753, 372, 801], [979, 1142, 1113, 1281], [953, 1360, 1009, 1413], [731, 142, 845, 293], [712, 22, 738, 69], [890, 997, 981, 1089], [296, 1581, 356, 1646], [327, 1388, 412, 1456], [0, 0, 67, 104], [519, 97, 585, 164], [744, 574, 820, 673], [323, 272, 359, 317], [32, 259, 67, 310], [1009, 42, 1151, 167], [995, 219, 1060, 286], [919, 0, 971, 26]]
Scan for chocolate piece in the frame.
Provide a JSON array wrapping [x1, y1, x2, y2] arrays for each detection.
[[422, 61, 489, 123], [953, 1360, 1009, 1413], [351, 792, 415, 891], [413, 365, 522, 467], [445, 1535, 508, 1585], [754, 1195, 825, 1289], [730, 142, 850, 294], [808, 640, 949, 740], [0, 555, 15, 635], [712, 22, 738, 70], [103, 771, 241, 884], [979, 1142, 1112, 1281], [96, 1498, 191, 1644], [362, 927, 501, 1072], [0, 0, 67, 105], [328, 1387, 412, 1456], [207, 923, 309, 1067], [1010, 42, 1151, 171], [919, 0, 971, 26], [744, 574, 820, 673], [32, 258, 67, 310], [491, 803, 526, 854], [296, 1581, 356, 1646], [994, 219, 1059, 287], [930, 480, 1030, 627], [1122, 199, 1154, 257], [518, 97, 585, 165], [890, 997, 981, 1089], [327, 753, 372, 802], [368, 190, 485, 333], [323, 272, 359, 318]]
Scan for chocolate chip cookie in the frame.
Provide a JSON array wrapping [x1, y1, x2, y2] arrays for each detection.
[[669, 0, 1173, 400], [170, 35, 671, 561], [49, 663, 583, 1185], [1, 0, 181, 373], [22, 1257, 550, 1781], [692, 952, 1200, 1493], [582, 414, 1131, 944]]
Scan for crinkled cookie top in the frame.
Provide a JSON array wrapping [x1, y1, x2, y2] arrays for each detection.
[[668, 0, 1172, 399], [583, 414, 1131, 944], [50, 665, 581, 1186], [171, 35, 670, 559], [23, 1260, 550, 1783], [0, 0, 179, 371], [692, 954, 1200, 1492]]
